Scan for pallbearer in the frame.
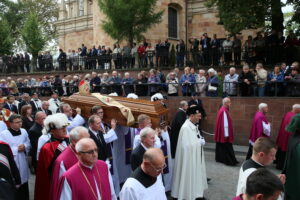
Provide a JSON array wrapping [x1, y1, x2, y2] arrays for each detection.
[[214, 97, 238, 166]]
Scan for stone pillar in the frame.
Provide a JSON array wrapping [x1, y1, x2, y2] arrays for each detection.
[[73, 0, 79, 17], [84, 0, 88, 15], [59, 0, 67, 20]]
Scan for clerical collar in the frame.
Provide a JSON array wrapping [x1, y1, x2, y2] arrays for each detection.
[[80, 162, 94, 170], [242, 158, 264, 172], [9, 128, 21, 136], [131, 167, 157, 188]]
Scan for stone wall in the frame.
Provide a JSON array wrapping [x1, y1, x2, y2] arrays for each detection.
[[59, 29, 94, 51], [165, 97, 300, 146]]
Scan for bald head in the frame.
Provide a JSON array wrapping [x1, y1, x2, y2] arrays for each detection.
[[76, 138, 98, 166], [142, 148, 165, 177], [143, 148, 164, 162], [35, 111, 46, 126]]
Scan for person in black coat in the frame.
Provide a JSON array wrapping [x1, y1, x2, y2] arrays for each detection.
[[238, 65, 255, 96], [170, 101, 188, 158], [28, 112, 46, 171], [188, 93, 207, 127], [4, 95, 18, 114], [57, 49, 67, 71], [200, 33, 211, 66], [87, 115, 109, 161], [18, 93, 31, 114], [131, 127, 156, 171], [40, 101, 52, 116], [0, 141, 21, 200], [134, 73, 148, 96], [90, 72, 101, 92]]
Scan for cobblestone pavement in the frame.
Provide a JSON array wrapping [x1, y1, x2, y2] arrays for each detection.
[[28, 149, 280, 200]]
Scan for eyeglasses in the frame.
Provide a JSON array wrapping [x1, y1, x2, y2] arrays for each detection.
[[13, 121, 22, 124], [79, 148, 98, 155], [149, 163, 167, 172]]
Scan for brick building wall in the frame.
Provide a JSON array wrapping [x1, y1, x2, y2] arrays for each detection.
[[165, 97, 300, 145]]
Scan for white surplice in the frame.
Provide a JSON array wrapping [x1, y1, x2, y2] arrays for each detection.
[[160, 130, 173, 192], [171, 119, 208, 200], [120, 175, 167, 200], [0, 128, 31, 184]]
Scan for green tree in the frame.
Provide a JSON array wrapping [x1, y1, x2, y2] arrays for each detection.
[[21, 12, 46, 71], [206, 0, 284, 34], [97, 0, 164, 45], [0, 17, 13, 55]]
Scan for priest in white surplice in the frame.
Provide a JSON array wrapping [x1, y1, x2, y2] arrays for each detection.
[[0, 114, 31, 200], [120, 148, 167, 200], [171, 106, 208, 200]]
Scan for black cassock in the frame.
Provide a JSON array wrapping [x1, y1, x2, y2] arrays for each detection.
[[0, 142, 21, 200], [170, 109, 187, 158]]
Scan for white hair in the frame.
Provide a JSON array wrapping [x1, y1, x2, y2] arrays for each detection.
[[222, 97, 230, 105], [199, 69, 205, 74], [258, 103, 268, 110], [75, 138, 94, 152], [69, 126, 89, 143], [140, 127, 155, 139], [207, 68, 216, 75], [180, 100, 188, 108], [292, 104, 300, 109], [44, 113, 69, 133]]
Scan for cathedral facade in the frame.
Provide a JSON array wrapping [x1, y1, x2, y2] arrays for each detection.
[[55, 0, 256, 50]]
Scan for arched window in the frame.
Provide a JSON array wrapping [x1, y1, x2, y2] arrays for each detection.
[[168, 7, 178, 38]]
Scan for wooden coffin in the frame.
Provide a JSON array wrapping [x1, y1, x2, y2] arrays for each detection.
[[61, 93, 169, 128]]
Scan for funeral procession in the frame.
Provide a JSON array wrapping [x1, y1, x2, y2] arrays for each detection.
[[1, 0, 300, 199]]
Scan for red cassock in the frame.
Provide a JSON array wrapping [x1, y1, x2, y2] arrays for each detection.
[[50, 145, 78, 200], [214, 106, 234, 143], [58, 161, 112, 200], [34, 140, 66, 200], [276, 111, 295, 152], [249, 111, 269, 143]]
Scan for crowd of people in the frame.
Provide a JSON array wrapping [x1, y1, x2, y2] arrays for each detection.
[[0, 90, 299, 200], [1, 30, 299, 73], [0, 61, 299, 98]]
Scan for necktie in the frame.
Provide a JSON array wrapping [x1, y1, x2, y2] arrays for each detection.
[[97, 132, 103, 144]]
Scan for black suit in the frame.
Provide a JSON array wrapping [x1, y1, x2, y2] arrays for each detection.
[[18, 101, 31, 113], [88, 129, 108, 161], [40, 109, 52, 116], [3, 103, 18, 113], [170, 109, 187, 158], [28, 123, 43, 170], [29, 101, 39, 115], [131, 144, 146, 171]]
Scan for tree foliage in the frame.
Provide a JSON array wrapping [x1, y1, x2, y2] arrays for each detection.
[[21, 12, 46, 70], [206, 0, 284, 34], [0, 0, 58, 51], [97, 0, 164, 44], [0, 17, 13, 55]]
